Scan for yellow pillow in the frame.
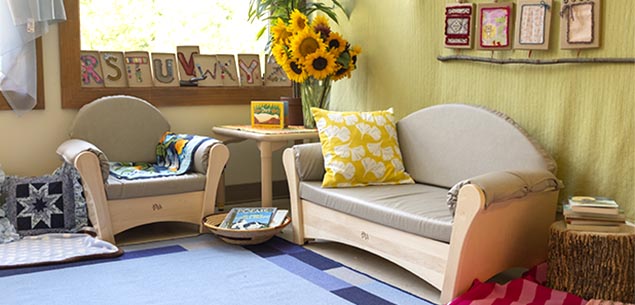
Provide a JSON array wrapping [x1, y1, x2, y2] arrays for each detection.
[[312, 107, 414, 187]]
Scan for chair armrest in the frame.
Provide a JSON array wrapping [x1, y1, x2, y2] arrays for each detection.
[[192, 139, 223, 174], [56, 139, 110, 183], [292, 142, 324, 181]]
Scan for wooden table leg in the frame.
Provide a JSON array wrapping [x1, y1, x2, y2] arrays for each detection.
[[256, 141, 288, 208]]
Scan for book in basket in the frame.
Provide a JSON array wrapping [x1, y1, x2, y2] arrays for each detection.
[[220, 207, 277, 230]]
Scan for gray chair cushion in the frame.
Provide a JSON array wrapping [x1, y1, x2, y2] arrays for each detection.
[[397, 104, 557, 188], [70, 95, 170, 163], [105, 173, 206, 200], [300, 181, 453, 242]]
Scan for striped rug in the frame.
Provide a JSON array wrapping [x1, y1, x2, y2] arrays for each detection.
[[1, 234, 435, 305]]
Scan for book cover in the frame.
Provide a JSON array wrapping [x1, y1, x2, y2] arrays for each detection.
[[251, 101, 287, 128], [224, 207, 277, 230], [568, 196, 619, 208], [566, 223, 627, 233], [269, 209, 289, 228]]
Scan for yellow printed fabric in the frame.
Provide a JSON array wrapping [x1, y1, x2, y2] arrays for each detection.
[[312, 108, 414, 188]]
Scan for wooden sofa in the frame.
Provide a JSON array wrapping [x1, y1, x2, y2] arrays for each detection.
[[282, 104, 563, 303]]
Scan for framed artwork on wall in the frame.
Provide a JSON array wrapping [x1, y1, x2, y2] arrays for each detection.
[[476, 2, 514, 50], [444, 3, 475, 49], [560, 0, 600, 49], [514, 0, 552, 50]]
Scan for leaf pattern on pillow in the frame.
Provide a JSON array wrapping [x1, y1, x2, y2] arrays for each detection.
[[327, 160, 356, 180], [334, 144, 351, 158], [343, 114, 358, 126], [382, 147, 395, 161], [384, 124, 397, 139], [367, 142, 382, 157], [361, 158, 386, 178], [327, 112, 344, 123], [324, 125, 351, 142], [351, 146, 366, 161]]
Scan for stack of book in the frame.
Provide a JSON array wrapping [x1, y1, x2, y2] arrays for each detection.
[[564, 196, 626, 232], [219, 207, 289, 230]]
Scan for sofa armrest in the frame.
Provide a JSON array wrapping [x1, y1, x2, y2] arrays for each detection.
[[56, 139, 110, 183], [192, 138, 223, 174], [468, 169, 563, 207], [292, 142, 325, 181], [447, 169, 563, 214]]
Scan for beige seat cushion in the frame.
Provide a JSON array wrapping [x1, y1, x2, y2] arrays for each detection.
[[105, 173, 206, 200], [300, 181, 453, 242]]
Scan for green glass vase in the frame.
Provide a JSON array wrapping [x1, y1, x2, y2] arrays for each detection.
[[300, 77, 332, 129]]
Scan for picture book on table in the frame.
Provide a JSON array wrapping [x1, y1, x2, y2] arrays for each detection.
[[220, 207, 277, 230]]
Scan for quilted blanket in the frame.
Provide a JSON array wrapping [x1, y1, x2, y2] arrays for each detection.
[[0, 233, 121, 268], [109, 132, 212, 180], [449, 263, 588, 305]]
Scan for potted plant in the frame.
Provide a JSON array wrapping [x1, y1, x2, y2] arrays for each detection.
[[248, 1, 361, 128]]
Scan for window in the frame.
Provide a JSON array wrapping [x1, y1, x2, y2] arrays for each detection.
[[59, 0, 290, 109]]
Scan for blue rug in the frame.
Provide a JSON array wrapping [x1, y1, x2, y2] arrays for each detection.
[[0, 235, 435, 305]]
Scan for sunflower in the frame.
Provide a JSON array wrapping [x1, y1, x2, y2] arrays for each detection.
[[326, 32, 347, 54], [290, 29, 325, 61], [272, 44, 289, 66], [289, 9, 308, 33], [311, 14, 331, 40], [349, 45, 362, 66], [283, 59, 308, 83], [271, 18, 292, 44], [331, 62, 352, 81], [305, 49, 337, 80]]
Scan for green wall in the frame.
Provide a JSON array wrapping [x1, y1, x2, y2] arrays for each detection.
[[330, 0, 634, 220]]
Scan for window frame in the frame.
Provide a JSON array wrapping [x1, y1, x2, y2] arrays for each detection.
[[0, 38, 45, 110], [59, 0, 290, 109]]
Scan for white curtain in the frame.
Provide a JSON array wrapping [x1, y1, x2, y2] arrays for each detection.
[[0, 0, 66, 115]]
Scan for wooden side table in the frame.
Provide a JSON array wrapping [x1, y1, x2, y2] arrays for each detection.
[[212, 125, 318, 207], [547, 221, 635, 303]]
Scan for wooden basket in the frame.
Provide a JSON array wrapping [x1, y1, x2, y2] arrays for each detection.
[[202, 213, 291, 245]]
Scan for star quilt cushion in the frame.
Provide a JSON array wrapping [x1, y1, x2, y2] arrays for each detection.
[[311, 107, 414, 188], [1, 163, 87, 236]]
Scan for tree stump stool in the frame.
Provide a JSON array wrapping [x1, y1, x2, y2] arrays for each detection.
[[547, 221, 635, 303]]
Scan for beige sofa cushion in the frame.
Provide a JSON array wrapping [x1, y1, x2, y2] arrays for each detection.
[[70, 95, 170, 163], [398, 104, 557, 188], [105, 173, 206, 200], [300, 181, 453, 242]]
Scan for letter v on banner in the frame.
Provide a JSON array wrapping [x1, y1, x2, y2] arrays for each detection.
[[176, 46, 200, 82]]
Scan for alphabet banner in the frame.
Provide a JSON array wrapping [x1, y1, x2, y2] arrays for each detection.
[[238, 54, 263, 87]]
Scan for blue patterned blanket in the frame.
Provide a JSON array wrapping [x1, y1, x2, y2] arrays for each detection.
[[109, 132, 212, 180]]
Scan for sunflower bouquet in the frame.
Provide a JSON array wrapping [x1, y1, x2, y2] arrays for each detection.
[[270, 10, 361, 127]]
